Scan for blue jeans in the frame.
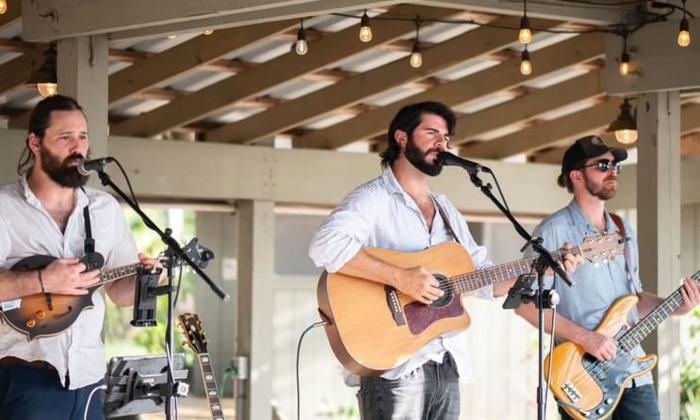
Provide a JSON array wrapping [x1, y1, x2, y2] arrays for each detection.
[[357, 352, 460, 420], [558, 384, 660, 420], [0, 364, 104, 420]]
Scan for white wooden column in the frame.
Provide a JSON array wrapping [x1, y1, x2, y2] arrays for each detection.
[[236, 200, 275, 420], [636, 90, 682, 419], [57, 35, 109, 158]]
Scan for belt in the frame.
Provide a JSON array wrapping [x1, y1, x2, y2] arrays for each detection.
[[0, 356, 55, 370]]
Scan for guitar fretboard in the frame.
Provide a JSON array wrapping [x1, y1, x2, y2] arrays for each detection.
[[98, 263, 142, 285], [449, 248, 577, 293], [198, 353, 225, 420], [618, 271, 700, 352]]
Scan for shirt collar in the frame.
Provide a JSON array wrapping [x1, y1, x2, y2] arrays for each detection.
[[19, 174, 89, 210], [566, 199, 614, 233]]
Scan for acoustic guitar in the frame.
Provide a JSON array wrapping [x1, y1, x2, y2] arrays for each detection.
[[317, 233, 624, 376], [546, 270, 700, 420], [178, 312, 226, 420]]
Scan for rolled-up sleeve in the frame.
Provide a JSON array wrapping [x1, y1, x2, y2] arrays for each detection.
[[309, 188, 378, 273]]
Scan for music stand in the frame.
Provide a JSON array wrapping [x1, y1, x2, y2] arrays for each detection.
[[104, 354, 189, 418]]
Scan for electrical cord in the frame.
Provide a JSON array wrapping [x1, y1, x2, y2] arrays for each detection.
[[296, 320, 327, 420], [84, 384, 108, 420]]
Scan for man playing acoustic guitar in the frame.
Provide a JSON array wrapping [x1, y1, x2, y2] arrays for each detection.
[[516, 135, 700, 420], [309, 101, 582, 420], [0, 95, 155, 419]]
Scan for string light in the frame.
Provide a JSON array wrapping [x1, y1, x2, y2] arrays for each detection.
[[619, 33, 630, 76], [295, 19, 309, 55], [519, 0, 532, 45], [37, 83, 59, 97], [27, 45, 58, 98], [0, 0, 7, 15], [678, 0, 691, 47], [409, 19, 422, 68], [520, 47, 532, 76], [359, 10, 373, 43]]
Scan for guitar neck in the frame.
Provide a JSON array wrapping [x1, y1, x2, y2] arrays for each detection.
[[619, 270, 700, 352], [98, 263, 142, 286], [449, 247, 577, 293], [198, 353, 226, 420]]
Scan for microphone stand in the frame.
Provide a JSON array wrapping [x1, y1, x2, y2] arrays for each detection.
[[95, 168, 230, 420], [461, 168, 571, 420]]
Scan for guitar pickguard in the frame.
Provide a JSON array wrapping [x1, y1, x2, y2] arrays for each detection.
[[404, 296, 464, 335]]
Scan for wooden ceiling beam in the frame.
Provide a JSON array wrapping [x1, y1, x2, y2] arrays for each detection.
[[109, 19, 297, 106], [454, 68, 607, 145], [0, 45, 50, 97], [463, 97, 623, 159], [110, 5, 463, 138], [206, 15, 562, 144], [293, 32, 605, 150]]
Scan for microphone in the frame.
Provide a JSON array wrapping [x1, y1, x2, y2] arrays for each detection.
[[438, 152, 491, 174], [78, 157, 115, 176]]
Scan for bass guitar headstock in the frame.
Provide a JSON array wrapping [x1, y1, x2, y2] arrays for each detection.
[[178, 312, 208, 355]]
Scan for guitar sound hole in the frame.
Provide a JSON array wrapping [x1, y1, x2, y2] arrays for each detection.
[[431, 274, 453, 309]]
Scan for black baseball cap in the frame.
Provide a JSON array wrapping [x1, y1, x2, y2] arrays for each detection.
[[557, 135, 627, 188]]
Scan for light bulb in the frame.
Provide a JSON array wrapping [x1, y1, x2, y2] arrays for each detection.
[[203, 29, 214, 36], [619, 52, 630, 76], [359, 12, 372, 43], [359, 26, 373, 43], [615, 129, 638, 144], [519, 16, 532, 44], [520, 48, 532, 76], [520, 59, 532, 75], [0, 0, 7, 15], [678, 30, 691, 47], [295, 39, 308, 55], [410, 51, 423, 68], [37, 83, 58, 98]]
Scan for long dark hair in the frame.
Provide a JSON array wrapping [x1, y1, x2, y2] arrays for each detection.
[[380, 101, 456, 168], [17, 95, 85, 175]]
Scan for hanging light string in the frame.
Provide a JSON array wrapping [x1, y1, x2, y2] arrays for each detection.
[[409, 17, 423, 69], [519, 0, 532, 45]]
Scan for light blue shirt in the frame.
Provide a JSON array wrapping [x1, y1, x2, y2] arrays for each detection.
[[309, 166, 493, 383], [527, 199, 652, 386]]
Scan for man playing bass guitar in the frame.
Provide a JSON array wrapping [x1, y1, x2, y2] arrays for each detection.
[[309, 101, 583, 420], [516, 135, 700, 420], [0, 95, 156, 420]]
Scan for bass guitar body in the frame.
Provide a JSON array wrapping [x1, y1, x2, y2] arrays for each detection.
[[546, 295, 657, 420], [2, 255, 103, 340], [317, 242, 475, 376]]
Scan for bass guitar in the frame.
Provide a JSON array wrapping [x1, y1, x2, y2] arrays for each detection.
[[178, 312, 226, 420], [317, 233, 624, 376], [546, 269, 700, 420]]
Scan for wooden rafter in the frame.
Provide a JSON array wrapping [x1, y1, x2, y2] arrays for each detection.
[[109, 19, 298, 106], [461, 97, 623, 159], [205, 15, 564, 144], [453, 68, 607, 144], [293, 32, 605, 150], [0, 45, 50, 97], [109, 5, 461, 138]]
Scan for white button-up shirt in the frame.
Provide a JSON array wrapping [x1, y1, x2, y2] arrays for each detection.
[[309, 167, 493, 383], [0, 176, 138, 389]]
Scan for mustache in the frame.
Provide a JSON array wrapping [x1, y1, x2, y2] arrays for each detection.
[[63, 153, 85, 164], [604, 175, 618, 182]]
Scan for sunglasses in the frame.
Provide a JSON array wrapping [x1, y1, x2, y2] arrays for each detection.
[[578, 159, 622, 173]]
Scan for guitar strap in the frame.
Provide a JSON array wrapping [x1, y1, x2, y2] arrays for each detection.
[[83, 204, 95, 254], [609, 213, 641, 294], [433, 197, 461, 244]]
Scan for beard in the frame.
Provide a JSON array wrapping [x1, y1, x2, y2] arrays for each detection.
[[404, 135, 443, 176], [40, 146, 88, 188], [583, 171, 617, 201]]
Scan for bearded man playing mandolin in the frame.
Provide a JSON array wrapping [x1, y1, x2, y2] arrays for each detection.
[[309, 101, 583, 420], [516, 136, 700, 420], [0, 95, 156, 420]]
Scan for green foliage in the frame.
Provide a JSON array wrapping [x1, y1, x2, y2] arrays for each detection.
[[104, 208, 196, 368], [682, 308, 700, 420]]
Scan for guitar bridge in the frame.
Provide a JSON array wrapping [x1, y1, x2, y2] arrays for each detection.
[[562, 382, 582, 404], [384, 286, 406, 326]]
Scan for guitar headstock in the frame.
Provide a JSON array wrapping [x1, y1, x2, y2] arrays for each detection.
[[578, 232, 626, 265], [178, 312, 208, 355]]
